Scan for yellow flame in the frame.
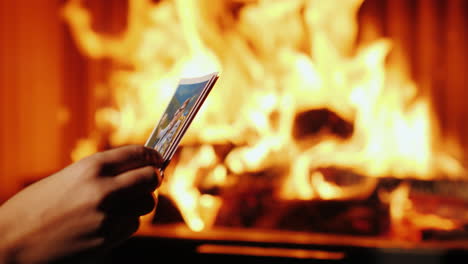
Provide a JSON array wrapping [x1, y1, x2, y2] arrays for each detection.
[[63, 0, 466, 234]]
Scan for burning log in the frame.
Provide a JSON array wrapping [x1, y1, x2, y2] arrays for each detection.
[[152, 161, 468, 243], [386, 180, 468, 241], [212, 167, 388, 236], [293, 108, 354, 141]]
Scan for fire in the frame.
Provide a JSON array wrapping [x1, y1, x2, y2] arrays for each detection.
[[382, 182, 462, 241], [62, 0, 466, 238]]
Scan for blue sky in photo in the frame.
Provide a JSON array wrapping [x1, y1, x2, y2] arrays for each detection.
[[173, 80, 209, 113]]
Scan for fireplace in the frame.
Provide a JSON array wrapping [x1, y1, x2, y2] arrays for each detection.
[[1, 0, 468, 263]]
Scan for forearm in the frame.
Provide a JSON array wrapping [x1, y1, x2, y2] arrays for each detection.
[[0, 203, 22, 264]]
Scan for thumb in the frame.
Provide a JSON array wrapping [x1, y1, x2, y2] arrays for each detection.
[[99, 145, 164, 176]]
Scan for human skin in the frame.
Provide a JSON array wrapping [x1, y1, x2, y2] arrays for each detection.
[[0, 145, 164, 264]]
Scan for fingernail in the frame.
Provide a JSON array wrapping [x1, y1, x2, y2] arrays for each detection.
[[155, 168, 164, 188]]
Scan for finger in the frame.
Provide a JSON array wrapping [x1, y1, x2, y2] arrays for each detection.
[[112, 165, 162, 193], [100, 189, 157, 217], [130, 193, 157, 216], [113, 193, 156, 216], [98, 166, 161, 214], [98, 145, 164, 176], [98, 216, 140, 245]]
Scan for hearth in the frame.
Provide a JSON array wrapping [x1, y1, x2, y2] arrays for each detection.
[[95, 192, 468, 264]]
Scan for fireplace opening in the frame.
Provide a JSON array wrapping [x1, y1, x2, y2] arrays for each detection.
[[1, 0, 468, 263]]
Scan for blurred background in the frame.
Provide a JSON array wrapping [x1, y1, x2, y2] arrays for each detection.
[[0, 0, 126, 201]]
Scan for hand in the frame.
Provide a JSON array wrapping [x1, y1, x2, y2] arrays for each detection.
[[0, 145, 164, 264]]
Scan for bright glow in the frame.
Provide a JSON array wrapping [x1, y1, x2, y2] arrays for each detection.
[[63, 0, 466, 237]]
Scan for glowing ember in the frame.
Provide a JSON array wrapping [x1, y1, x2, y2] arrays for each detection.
[[62, 0, 466, 237], [382, 182, 464, 241]]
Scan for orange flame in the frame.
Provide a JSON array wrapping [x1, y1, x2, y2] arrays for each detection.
[[63, 0, 465, 234]]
